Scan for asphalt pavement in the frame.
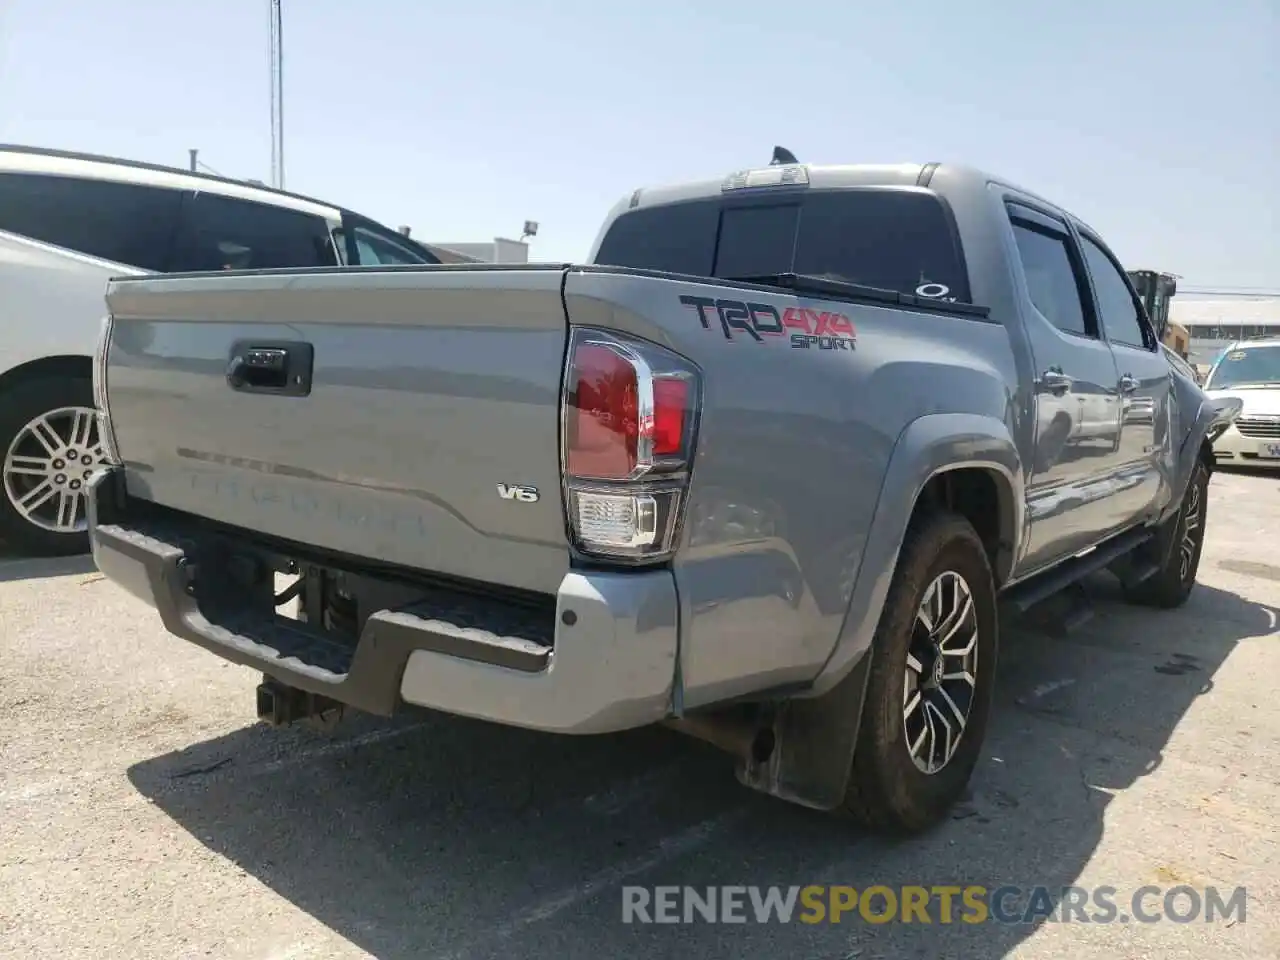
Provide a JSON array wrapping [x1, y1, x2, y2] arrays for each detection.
[[2, 469, 1278, 959]]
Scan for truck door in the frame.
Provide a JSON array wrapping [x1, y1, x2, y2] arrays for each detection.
[[1077, 229, 1171, 522], [1004, 201, 1127, 572]]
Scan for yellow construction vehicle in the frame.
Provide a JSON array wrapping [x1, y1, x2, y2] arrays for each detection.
[[1127, 269, 1186, 357]]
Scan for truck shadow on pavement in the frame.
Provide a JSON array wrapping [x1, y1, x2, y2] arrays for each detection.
[[127, 577, 1274, 960], [0, 535, 96, 582], [0, 550, 97, 584]]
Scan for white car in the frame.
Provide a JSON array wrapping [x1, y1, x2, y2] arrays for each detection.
[[1201, 336, 1280, 470], [0, 144, 443, 555]]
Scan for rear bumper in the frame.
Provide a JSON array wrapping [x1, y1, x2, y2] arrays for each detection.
[[87, 467, 679, 734], [1211, 423, 1280, 469]]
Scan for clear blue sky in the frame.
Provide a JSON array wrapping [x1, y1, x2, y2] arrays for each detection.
[[1, 0, 1275, 289]]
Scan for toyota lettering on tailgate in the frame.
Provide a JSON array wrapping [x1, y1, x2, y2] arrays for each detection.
[[680, 295, 857, 351]]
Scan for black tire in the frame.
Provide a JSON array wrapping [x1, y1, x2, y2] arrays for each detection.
[[0, 375, 97, 556], [842, 511, 999, 833], [1123, 458, 1210, 609]]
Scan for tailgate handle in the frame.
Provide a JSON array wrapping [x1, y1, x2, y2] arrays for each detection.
[[226, 341, 314, 397]]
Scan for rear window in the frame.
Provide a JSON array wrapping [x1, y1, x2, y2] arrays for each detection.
[[593, 188, 972, 303], [168, 192, 338, 272], [0, 172, 181, 271]]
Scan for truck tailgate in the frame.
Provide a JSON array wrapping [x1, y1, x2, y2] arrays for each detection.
[[101, 266, 571, 596]]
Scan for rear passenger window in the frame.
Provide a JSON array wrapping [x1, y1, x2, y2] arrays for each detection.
[[169, 193, 338, 272], [0, 172, 180, 271], [1010, 222, 1091, 337], [1080, 235, 1152, 349]]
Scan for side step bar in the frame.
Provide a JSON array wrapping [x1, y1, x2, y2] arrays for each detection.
[[1002, 526, 1155, 613]]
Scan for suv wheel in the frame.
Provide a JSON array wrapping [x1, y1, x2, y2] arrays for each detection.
[[842, 511, 998, 833], [0, 376, 102, 556], [1123, 458, 1210, 609]]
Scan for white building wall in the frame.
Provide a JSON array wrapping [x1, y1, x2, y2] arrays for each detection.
[[1169, 297, 1280, 365]]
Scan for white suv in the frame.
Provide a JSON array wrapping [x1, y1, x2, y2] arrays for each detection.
[[0, 144, 442, 555], [1202, 336, 1280, 470]]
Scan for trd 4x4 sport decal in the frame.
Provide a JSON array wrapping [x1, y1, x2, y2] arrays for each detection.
[[680, 295, 857, 351]]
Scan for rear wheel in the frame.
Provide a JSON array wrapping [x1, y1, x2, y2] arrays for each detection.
[[842, 511, 999, 833], [1123, 458, 1210, 609], [0, 376, 102, 556]]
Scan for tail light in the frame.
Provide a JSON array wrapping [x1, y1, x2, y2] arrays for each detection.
[[562, 327, 701, 562], [92, 314, 122, 465]]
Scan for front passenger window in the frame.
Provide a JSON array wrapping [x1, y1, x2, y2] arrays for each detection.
[[1081, 236, 1151, 349], [353, 227, 429, 265]]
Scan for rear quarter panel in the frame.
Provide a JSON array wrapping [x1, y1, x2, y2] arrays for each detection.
[[564, 269, 1020, 709], [0, 231, 143, 378]]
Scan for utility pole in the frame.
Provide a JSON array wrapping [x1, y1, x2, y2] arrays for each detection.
[[188, 149, 198, 172], [268, 0, 284, 189]]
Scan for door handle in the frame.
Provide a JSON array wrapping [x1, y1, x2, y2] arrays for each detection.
[[1040, 369, 1072, 394], [1118, 374, 1139, 394]]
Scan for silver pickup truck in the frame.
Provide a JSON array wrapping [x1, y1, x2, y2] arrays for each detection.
[[88, 156, 1240, 833]]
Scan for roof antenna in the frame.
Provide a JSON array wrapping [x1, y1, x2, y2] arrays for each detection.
[[770, 145, 798, 165]]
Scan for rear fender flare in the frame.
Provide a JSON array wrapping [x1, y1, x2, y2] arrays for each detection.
[[814, 412, 1023, 697], [737, 413, 1022, 810]]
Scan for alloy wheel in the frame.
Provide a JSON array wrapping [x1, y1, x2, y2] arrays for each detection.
[[1178, 473, 1203, 582], [903, 570, 980, 775], [2, 406, 105, 535]]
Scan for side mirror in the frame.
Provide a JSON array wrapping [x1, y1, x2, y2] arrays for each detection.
[[1207, 396, 1243, 442]]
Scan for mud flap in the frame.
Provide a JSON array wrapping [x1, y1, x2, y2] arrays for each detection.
[[736, 651, 872, 810]]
